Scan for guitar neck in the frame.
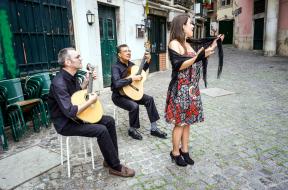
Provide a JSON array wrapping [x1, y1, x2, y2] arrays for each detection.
[[87, 69, 94, 93], [136, 57, 146, 75]]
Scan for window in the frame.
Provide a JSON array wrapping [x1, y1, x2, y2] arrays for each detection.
[[254, 0, 265, 14], [159, 20, 166, 52], [107, 19, 114, 39], [136, 24, 145, 38], [221, 0, 231, 6], [99, 18, 103, 38], [8, 0, 73, 77]]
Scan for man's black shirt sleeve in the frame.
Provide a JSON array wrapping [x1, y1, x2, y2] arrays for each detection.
[[50, 82, 78, 119], [111, 65, 132, 90]]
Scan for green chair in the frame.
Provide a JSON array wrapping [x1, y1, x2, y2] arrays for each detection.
[[0, 78, 48, 141], [76, 70, 87, 84], [29, 73, 51, 126], [31, 72, 51, 97], [0, 85, 25, 141], [0, 106, 8, 150]]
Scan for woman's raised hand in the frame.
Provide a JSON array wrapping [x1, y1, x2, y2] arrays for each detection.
[[204, 46, 215, 57]]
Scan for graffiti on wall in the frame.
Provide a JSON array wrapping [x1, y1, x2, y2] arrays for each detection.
[[0, 9, 18, 80]]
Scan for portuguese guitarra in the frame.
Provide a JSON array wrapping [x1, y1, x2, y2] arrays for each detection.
[[71, 65, 103, 123], [120, 42, 151, 101]]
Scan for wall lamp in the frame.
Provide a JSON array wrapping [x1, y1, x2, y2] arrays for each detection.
[[86, 10, 95, 25]]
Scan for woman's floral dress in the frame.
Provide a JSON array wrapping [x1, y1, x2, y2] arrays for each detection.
[[165, 52, 204, 126]]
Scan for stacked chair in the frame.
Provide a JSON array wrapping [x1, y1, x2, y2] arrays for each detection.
[[75, 70, 87, 84], [0, 75, 50, 143], [0, 106, 8, 150], [25, 72, 51, 126], [0, 70, 86, 150]]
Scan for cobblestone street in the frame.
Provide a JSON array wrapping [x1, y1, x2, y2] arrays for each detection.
[[1, 46, 288, 190]]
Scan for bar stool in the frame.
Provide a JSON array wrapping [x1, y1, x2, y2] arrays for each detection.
[[59, 135, 95, 177]]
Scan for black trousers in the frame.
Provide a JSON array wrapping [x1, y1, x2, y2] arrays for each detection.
[[112, 94, 160, 129], [58, 115, 120, 168]]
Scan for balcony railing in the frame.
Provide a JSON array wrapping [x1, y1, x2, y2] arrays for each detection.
[[174, 0, 193, 9], [203, 2, 214, 11]]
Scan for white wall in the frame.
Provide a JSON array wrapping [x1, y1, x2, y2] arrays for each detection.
[[72, 0, 126, 90], [71, 0, 103, 90], [124, 0, 146, 61]]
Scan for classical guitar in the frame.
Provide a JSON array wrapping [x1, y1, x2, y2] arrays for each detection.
[[71, 65, 103, 123], [121, 42, 151, 101]]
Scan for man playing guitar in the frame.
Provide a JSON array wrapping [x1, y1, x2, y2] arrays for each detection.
[[111, 44, 167, 140], [48, 47, 135, 177]]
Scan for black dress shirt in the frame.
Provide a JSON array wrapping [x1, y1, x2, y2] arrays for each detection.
[[48, 69, 81, 132], [111, 59, 149, 97]]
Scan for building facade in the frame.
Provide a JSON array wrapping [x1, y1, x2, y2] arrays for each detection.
[[215, 0, 288, 56], [0, 0, 194, 89]]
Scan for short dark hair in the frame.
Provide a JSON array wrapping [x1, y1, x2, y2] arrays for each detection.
[[116, 44, 128, 54], [58, 47, 75, 67]]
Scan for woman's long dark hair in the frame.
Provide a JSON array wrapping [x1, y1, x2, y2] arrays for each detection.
[[169, 14, 190, 53]]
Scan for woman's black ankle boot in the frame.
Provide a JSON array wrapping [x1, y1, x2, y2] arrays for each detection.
[[179, 149, 194, 165], [170, 151, 187, 167]]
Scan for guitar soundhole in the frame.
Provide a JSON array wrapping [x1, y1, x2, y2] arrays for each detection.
[[85, 94, 89, 101]]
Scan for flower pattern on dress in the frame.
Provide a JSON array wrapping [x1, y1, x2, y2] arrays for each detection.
[[165, 52, 204, 126]]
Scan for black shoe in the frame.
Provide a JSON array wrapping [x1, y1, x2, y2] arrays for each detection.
[[150, 129, 167, 139], [128, 129, 143, 140], [179, 149, 194, 165], [170, 151, 187, 167]]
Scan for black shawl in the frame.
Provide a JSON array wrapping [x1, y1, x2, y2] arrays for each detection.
[[168, 37, 223, 90]]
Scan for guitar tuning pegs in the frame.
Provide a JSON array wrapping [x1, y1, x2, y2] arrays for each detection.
[[86, 63, 95, 71]]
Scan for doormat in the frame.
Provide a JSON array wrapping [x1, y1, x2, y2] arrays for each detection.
[[0, 146, 60, 190], [200, 87, 235, 97]]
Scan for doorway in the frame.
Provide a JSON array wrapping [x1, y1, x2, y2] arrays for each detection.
[[98, 4, 117, 87], [253, 18, 264, 50], [147, 15, 166, 73]]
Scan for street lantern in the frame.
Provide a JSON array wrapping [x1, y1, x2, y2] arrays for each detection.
[[86, 10, 95, 25], [144, 18, 151, 29]]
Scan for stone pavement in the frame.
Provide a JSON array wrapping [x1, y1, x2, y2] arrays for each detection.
[[1, 46, 288, 190]]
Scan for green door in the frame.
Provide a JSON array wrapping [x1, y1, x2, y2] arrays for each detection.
[[98, 4, 117, 87], [219, 20, 233, 44], [148, 15, 166, 73], [253, 18, 264, 50]]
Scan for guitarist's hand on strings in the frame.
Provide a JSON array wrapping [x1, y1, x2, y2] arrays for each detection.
[[88, 93, 98, 104], [76, 93, 98, 114], [131, 75, 143, 81]]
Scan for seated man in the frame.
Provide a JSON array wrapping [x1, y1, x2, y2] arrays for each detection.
[[111, 44, 167, 140], [48, 47, 134, 177]]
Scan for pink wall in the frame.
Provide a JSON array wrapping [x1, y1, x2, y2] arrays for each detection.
[[278, 0, 288, 29], [237, 0, 253, 35]]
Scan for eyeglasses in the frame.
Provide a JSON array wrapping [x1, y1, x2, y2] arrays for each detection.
[[121, 50, 131, 53]]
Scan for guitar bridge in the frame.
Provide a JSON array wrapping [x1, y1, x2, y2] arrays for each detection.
[[129, 84, 139, 91]]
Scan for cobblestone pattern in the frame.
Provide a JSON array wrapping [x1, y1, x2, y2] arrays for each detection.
[[1, 46, 288, 190]]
